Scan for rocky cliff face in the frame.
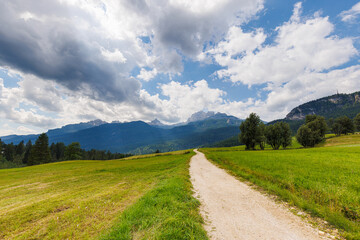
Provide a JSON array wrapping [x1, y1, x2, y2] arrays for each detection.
[[187, 111, 216, 122], [285, 92, 360, 120]]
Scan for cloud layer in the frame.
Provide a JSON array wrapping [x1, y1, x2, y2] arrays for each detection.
[[0, 0, 359, 135]]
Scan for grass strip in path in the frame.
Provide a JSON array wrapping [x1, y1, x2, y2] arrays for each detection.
[[100, 151, 208, 240]]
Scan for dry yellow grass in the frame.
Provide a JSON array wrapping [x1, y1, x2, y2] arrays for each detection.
[[323, 134, 360, 147], [0, 153, 192, 239]]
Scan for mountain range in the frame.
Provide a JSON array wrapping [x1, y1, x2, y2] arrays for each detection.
[[1, 112, 243, 154], [3, 91, 360, 153]]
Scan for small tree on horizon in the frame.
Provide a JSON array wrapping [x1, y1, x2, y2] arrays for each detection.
[[239, 113, 264, 150], [28, 133, 51, 165], [65, 142, 82, 160], [22, 140, 32, 164]]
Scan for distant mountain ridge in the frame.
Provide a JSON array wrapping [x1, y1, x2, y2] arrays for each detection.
[[1, 111, 243, 154], [211, 91, 360, 147], [264, 91, 360, 135], [47, 119, 107, 137], [286, 92, 360, 120]]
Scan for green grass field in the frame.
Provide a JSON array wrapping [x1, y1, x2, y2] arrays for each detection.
[[201, 134, 360, 239], [0, 150, 207, 240]]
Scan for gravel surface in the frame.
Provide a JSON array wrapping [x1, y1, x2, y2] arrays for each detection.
[[190, 149, 332, 240]]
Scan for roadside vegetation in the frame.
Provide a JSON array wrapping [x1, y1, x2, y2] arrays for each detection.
[[202, 132, 360, 239], [0, 151, 207, 240]]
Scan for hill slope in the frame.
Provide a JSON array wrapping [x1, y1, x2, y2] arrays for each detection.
[[286, 91, 360, 120], [266, 91, 360, 134]]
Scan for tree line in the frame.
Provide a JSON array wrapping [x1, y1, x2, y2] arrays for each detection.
[[0, 133, 132, 168], [239, 113, 292, 150], [239, 113, 360, 149]]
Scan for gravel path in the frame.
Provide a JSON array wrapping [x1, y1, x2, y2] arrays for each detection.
[[190, 149, 331, 240]]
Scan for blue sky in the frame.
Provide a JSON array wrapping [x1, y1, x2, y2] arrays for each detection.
[[0, 0, 360, 135]]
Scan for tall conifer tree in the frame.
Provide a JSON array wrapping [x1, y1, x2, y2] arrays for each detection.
[[28, 133, 51, 165]]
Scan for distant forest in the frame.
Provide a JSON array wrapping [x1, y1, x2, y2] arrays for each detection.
[[0, 133, 132, 169]]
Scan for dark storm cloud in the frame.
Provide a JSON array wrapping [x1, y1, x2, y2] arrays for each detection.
[[0, 1, 140, 103], [156, 8, 208, 57]]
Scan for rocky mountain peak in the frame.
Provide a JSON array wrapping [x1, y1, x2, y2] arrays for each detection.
[[187, 111, 216, 122], [149, 118, 164, 126]]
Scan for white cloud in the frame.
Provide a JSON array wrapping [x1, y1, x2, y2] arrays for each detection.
[[211, 5, 357, 86], [137, 68, 158, 81], [208, 26, 266, 57], [340, 2, 360, 22], [0, 77, 57, 130], [101, 48, 127, 63], [139, 80, 226, 123], [198, 2, 360, 120]]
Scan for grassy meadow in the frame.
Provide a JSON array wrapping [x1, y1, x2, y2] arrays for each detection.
[[201, 134, 360, 239], [0, 150, 207, 240]]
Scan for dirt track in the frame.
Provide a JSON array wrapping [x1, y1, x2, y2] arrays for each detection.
[[190, 149, 331, 240]]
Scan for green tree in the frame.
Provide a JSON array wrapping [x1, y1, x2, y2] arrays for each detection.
[[0, 139, 2, 161], [65, 142, 82, 160], [239, 113, 264, 150], [333, 116, 355, 135], [258, 123, 266, 150], [4, 143, 15, 162], [279, 122, 292, 149], [296, 125, 316, 147], [355, 113, 360, 131], [332, 122, 343, 136], [28, 133, 51, 165], [265, 122, 292, 150], [15, 141, 25, 156], [265, 124, 282, 150], [55, 142, 66, 161], [296, 115, 328, 147], [327, 118, 334, 130], [22, 140, 32, 164], [305, 115, 328, 138]]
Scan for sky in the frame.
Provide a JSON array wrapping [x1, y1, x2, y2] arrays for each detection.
[[0, 0, 360, 135]]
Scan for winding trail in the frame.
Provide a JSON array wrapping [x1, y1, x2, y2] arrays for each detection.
[[190, 149, 331, 240]]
